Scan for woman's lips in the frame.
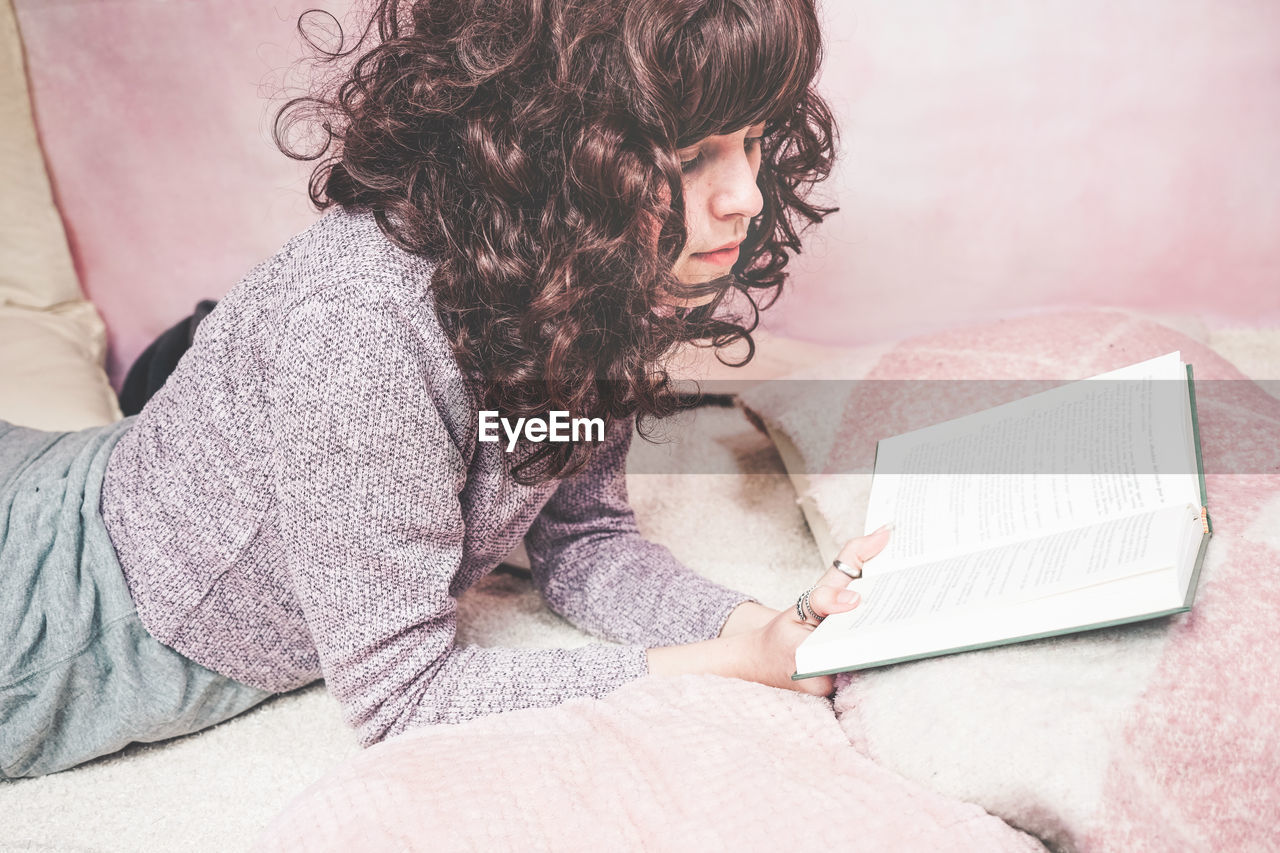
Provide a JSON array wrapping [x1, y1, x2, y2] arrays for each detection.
[[691, 245, 740, 267]]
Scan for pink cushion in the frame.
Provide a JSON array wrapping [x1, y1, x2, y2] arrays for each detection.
[[256, 675, 1042, 852]]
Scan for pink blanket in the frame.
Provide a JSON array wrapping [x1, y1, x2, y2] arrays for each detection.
[[256, 675, 1043, 851], [740, 311, 1280, 851]]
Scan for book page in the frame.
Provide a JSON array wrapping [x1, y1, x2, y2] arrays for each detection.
[[796, 564, 1189, 677], [811, 503, 1191, 639], [864, 353, 1201, 566]]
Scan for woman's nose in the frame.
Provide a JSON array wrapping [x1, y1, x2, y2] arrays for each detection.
[[708, 154, 764, 222]]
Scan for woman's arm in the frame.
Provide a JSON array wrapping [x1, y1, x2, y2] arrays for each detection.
[[648, 530, 890, 695], [718, 600, 780, 636], [522, 413, 891, 696], [270, 293, 663, 745], [523, 415, 761, 649], [645, 605, 832, 695], [636, 602, 779, 681]]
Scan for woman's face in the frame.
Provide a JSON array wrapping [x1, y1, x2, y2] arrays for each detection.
[[667, 122, 767, 307]]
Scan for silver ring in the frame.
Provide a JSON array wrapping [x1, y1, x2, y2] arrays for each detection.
[[801, 587, 820, 623], [795, 593, 807, 622], [832, 558, 863, 580]]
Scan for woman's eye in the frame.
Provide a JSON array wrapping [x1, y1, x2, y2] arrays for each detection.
[[679, 134, 762, 173], [679, 152, 703, 173]]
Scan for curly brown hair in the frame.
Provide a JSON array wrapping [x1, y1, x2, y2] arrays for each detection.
[[276, 0, 837, 483]]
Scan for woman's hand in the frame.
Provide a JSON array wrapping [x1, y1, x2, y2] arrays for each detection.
[[737, 524, 893, 696], [645, 524, 892, 694]]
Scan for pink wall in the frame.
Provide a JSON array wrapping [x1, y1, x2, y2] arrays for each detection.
[[14, 0, 1280, 386], [774, 1, 1280, 346], [15, 0, 340, 384]]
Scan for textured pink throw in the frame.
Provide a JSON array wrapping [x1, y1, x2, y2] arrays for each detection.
[[256, 675, 1043, 851]]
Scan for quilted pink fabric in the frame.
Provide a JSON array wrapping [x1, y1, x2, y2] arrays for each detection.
[[256, 674, 1044, 852]]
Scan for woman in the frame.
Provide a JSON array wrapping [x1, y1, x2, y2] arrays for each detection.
[[0, 0, 889, 779]]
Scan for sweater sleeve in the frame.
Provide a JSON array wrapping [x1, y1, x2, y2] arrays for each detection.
[[523, 414, 757, 647], [268, 293, 652, 747]]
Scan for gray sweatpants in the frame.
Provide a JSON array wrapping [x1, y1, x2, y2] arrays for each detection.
[[0, 418, 272, 779]]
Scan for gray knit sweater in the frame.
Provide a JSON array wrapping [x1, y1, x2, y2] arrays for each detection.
[[99, 206, 752, 746]]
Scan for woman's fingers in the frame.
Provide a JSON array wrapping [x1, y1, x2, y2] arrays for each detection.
[[801, 583, 861, 623], [794, 523, 893, 626], [816, 523, 894, 590], [837, 522, 892, 565]]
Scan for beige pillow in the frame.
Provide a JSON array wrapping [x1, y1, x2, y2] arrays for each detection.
[[0, 0, 80, 309], [0, 303, 121, 430], [0, 0, 120, 430]]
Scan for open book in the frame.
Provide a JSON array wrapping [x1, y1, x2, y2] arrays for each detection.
[[794, 352, 1211, 679]]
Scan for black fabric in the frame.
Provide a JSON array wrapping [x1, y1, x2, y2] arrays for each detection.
[[117, 300, 218, 417]]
